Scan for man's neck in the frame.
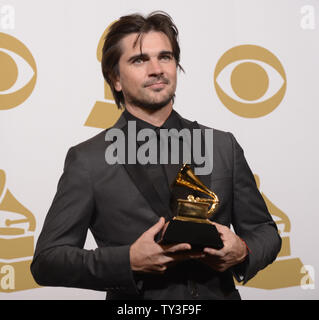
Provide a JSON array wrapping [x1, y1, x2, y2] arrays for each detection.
[[124, 103, 173, 127]]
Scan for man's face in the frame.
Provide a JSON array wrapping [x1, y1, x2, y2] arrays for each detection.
[[114, 31, 177, 110]]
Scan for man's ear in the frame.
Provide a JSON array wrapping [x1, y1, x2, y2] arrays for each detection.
[[113, 75, 122, 92]]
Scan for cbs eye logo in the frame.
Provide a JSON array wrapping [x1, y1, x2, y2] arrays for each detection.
[[214, 45, 286, 118], [0, 33, 37, 110]]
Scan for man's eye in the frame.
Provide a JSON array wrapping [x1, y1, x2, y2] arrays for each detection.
[[133, 58, 144, 64], [160, 55, 172, 61]]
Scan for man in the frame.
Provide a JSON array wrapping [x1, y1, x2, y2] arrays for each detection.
[[31, 11, 281, 300]]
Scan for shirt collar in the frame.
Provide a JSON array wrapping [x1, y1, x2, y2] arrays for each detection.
[[123, 108, 182, 132]]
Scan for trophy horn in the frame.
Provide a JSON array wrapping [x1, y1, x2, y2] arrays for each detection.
[[173, 164, 219, 215]]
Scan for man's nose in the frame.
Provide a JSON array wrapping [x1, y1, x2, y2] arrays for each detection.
[[147, 58, 163, 76]]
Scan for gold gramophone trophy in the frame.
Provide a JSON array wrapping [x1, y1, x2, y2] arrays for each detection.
[[161, 164, 224, 250]]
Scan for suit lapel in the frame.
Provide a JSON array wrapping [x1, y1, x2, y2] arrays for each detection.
[[123, 163, 171, 219], [113, 115, 172, 219]]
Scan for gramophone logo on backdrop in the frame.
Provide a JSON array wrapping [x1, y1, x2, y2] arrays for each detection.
[[85, 21, 122, 129], [0, 32, 37, 110], [0, 170, 39, 292], [214, 45, 286, 118], [235, 174, 313, 289], [0, 32, 38, 292]]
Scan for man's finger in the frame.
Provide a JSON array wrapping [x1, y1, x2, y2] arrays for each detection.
[[145, 217, 165, 238], [211, 222, 227, 234], [203, 247, 226, 257], [162, 242, 191, 253]]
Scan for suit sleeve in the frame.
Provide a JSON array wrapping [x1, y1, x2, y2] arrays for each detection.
[[30, 147, 139, 294], [228, 133, 282, 284]]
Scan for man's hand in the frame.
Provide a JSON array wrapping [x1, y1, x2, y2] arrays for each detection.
[[200, 222, 248, 272], [130, 217, 205, 274]]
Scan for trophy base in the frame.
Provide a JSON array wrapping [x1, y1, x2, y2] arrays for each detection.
[[161, 218, 224, 250]]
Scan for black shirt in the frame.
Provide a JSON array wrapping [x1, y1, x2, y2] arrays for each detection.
[[122, 108, 186, 216]]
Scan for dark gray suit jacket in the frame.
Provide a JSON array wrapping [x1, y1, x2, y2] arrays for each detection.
[[30, 111, 281, 300]]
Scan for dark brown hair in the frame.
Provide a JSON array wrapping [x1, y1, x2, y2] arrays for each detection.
[[101, 11, 184, 109]]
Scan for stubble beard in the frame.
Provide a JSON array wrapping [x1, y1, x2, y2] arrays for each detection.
[[124, 79, 176, 111], [127, 91, 175, 111]]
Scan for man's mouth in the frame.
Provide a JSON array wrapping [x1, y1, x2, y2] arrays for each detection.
[[147, 82, 166, 89], [144, 78, 169, 88]]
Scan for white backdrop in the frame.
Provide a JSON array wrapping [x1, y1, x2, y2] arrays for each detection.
[[0, 0, 318, 300]]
